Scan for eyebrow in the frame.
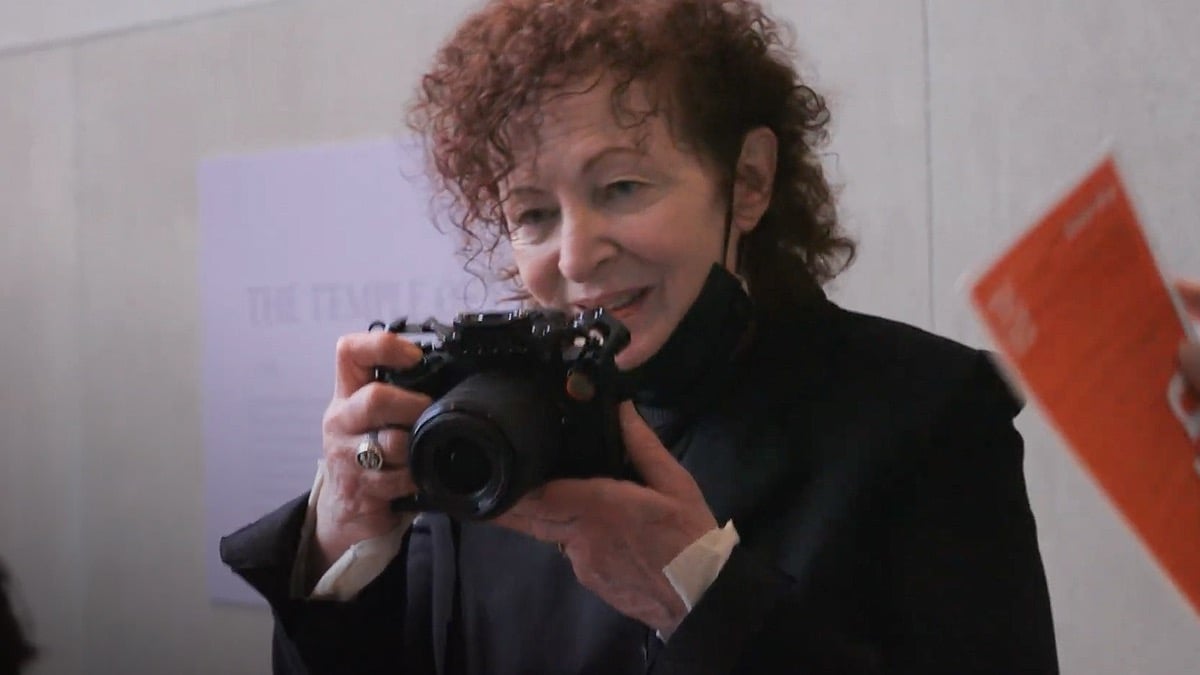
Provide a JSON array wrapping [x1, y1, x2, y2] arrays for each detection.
[[507, 145, 646, 197], [581, 145, 644, 174]]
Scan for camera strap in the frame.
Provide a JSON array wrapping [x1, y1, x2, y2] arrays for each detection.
[[444, 517, 467, 674]]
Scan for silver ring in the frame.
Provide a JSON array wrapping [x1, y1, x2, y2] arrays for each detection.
[[355, 431, 385, 471]]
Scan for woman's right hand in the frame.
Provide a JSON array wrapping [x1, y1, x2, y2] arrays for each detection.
[[310, 330, 433, 579]]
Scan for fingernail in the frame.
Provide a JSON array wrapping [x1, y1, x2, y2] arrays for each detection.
[[399, 338, 423, 359]]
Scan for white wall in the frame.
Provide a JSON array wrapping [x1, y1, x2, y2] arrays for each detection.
[[1, 1, 1197, 673], [0, 46, 85, 675], [928, 3, 1200, 671], [0, 0, 283, 52]]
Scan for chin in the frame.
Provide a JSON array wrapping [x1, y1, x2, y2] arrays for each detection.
[[613, 333, 663, 372], [614, 352, 643, 372]]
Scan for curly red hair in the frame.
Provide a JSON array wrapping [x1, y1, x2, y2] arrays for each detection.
[[408, 0, 855, 309]]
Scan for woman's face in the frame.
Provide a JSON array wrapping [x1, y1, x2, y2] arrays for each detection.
[[501, 79, 766, 370]]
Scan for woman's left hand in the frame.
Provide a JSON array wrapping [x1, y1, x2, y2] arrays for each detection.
[[492, 401, 718, 636]]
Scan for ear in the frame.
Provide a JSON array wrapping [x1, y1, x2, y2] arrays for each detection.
[[730, 127, 778, 235]]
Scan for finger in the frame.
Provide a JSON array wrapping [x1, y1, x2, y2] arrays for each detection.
[[322, 435, 417, 501], [338, 382, 432, 432], [504, 479, 618, 520], [1181, 341, 1200, 391], [1176, 279, 1200, 318], [618, 401, 692, 495], [356, 466, 418, 501], [377, 427, 410, 465], [354, 426, 411, 471], [325, 428, 410, 476], [334, 331, 425, 398], [492, 510, 575, 544], [324, 397, 420, 471]]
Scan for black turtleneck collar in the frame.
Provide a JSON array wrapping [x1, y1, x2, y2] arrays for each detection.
[[614, 263, 833, 451], [613, 264, 755, 449], [617, 264, 753, 406]]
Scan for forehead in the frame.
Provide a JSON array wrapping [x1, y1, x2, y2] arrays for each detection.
[[505, 77, 674, 179]]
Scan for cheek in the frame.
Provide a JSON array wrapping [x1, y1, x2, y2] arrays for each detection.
[[648, 224, 723, 284], [511, 246, 560, 305]]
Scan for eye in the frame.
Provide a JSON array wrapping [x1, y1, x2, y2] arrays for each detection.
[[602, 180, 644, 200], [513, 207, 559, 228]]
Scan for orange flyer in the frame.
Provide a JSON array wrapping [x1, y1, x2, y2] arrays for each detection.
[[968, 154, 1200, 618]]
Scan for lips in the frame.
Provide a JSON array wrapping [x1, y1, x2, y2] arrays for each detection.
[[573, 287, 650, 314]]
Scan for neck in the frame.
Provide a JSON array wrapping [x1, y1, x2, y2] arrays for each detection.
[[617, 263, 754, 407]]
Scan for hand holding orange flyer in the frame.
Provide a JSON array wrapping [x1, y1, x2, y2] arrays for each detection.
[[968, 154, 1200, 618]]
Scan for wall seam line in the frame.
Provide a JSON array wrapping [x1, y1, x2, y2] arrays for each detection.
[[922, 0, 936, 331]]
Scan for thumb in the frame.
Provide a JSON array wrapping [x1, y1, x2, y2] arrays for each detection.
[[618, 400, 689, 494], [1176, 279, 1200, 319]]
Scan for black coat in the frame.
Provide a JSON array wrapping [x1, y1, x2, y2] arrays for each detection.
[[221, 298, 1059, 674]]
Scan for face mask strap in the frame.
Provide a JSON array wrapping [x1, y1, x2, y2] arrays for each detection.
[[720, 182, 750, 293], [720, 181, 736, 268]]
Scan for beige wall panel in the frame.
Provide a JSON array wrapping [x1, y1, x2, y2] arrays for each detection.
[[929, 2, 1200, 673], [776, 0, 932, 327], [73, 0, 478, 671], [0, 48, 84, 675]]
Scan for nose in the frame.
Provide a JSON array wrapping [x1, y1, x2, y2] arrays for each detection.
[[556, 205, 617, 282]]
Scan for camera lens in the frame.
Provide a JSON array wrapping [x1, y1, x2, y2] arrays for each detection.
[[408, 405, 515, 518], [407, 370, 562, 519], [432, 439, 493, 496]]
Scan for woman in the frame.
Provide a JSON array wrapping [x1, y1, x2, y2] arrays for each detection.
[[220, 1, 1059, 672]]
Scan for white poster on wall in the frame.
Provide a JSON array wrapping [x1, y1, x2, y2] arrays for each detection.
[[199, 137, 508, 606]]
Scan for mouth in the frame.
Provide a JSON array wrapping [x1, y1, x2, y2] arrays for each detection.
[[573, 287, 651, 319]]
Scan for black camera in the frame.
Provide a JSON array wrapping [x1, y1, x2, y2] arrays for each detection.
[[369, 308, 632, 520]]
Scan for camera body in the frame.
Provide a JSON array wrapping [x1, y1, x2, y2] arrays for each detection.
[[371, 308, 632, 520]]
